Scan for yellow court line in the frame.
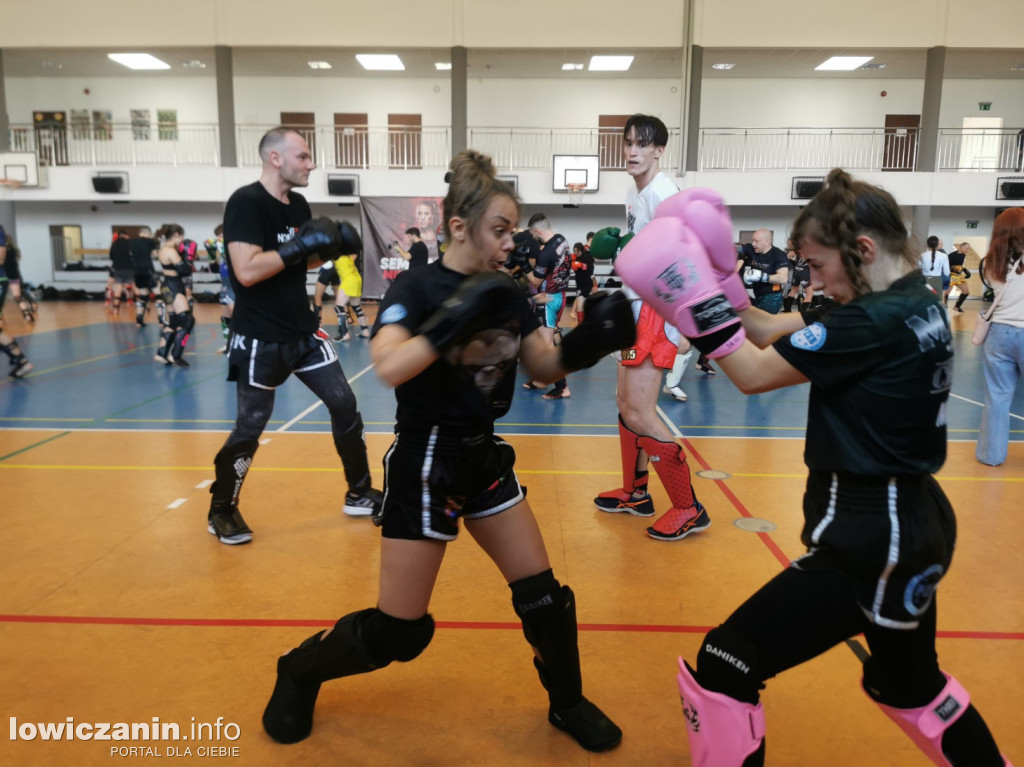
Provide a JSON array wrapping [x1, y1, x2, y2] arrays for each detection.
[[0, 417, 96, 422], [0, 345, 158, 380]]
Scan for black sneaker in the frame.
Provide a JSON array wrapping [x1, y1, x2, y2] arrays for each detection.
[[593, 488, 655, 517], [549, 697, 622, 752], [208, 507, 253, 545], [343, 488, 383, 518], [172, 357, 190, 367], [10, 358, 33, 379]]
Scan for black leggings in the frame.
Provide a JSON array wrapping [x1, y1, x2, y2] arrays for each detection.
[[720, 566, 943, 705], [225, 361, 359, 447]]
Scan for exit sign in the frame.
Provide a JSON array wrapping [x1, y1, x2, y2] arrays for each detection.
[[979, 102, 992, 111], [967, 220, 979, 229]]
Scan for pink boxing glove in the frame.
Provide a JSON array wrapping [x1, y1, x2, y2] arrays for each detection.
[[616, 216, 746, 360], [655, 189, 750, 311]]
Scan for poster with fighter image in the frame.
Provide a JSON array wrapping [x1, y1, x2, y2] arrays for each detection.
[[360, 196, 444, 298]]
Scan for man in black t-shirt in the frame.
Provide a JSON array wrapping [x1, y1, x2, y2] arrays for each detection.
[[108, 230, 133, 316], [129, 227, 159, 327], [0, 224, 33, 378], [207, 126, 382, 545], [396, 227, 429, 271], [525, 213, 572, 398], [742, 229, 790, 314]]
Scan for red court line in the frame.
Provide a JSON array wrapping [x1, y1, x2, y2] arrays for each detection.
[[681, 437, 793, 569], [1, 614, 1021, 640]]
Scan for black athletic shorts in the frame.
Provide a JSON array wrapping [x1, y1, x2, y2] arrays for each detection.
[[161, 274, 187, 303], [380, 428, 526, 542], [134, 271, 157, 291], [317, 269, 340, 287], [226, 328, 338, 388], [792, 470, 956, 630]]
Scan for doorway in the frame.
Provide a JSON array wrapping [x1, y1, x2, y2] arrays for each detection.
[[883, 114, 919, 171], [960, 117, 1004, 171], [49, 224, 83, 270]]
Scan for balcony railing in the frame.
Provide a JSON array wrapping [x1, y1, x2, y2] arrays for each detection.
[[936, 129, 1024, 172], [9, 123, 220, 167], [698, 128, 920, 172], [10, 123, 1022, 175]]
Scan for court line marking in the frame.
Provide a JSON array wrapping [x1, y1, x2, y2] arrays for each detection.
[[950, 391, 1024, 422], [195, 480, 213, 489], [0, 613, 1020, 640], [1, 463, 1020, 482], [0, 431, 72, 462], [167, 498, 187, 509], [275, 363, 376, 433]]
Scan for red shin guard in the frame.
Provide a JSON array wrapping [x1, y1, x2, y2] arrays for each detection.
[[637, 436, 695, 509]]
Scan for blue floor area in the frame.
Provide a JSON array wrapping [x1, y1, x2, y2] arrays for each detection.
[[2, 320, 1021, 442]]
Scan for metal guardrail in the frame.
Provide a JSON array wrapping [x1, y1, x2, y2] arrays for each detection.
[[10, 123, 220, 167], [10, 123, 1023, 174], [698, 127, 920, 172], [936, 129, 1024, 172]]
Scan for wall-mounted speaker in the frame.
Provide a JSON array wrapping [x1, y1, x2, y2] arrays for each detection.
[[792, 178, 825, 199], [92, 176, 124, 193], [497, 174, 519, 196], [1000, 181, 1024, 199], [327, 175, 359, 197]]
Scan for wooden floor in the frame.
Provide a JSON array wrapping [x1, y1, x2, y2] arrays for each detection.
[[1, 300, 1021, 766]]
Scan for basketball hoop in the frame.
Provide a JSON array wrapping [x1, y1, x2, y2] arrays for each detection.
[[566, 182, 586, 207]]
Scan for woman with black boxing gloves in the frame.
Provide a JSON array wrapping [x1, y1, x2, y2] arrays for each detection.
[[262, 149, 636, 755], [154, 224, 194, 366], [620, 172, 1010, 767]]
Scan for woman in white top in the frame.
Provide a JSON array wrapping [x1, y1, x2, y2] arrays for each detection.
[[919, 235, 950, 298], [976, 208, 1024, 466]]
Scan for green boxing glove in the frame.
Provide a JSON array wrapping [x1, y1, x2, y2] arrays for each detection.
[[589, 227, 634, 262]]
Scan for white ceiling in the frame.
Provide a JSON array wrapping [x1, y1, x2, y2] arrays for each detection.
[[2, 46, 1022, 80]]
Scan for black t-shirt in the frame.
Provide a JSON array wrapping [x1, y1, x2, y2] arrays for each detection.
[[109, 238, 133, 271], [574, 251, 595, 297], [532, 234, 571, 293], [408, 240, 429, 271], [129, 237, 157, 272], [223, 181, 316, 342], [748, 246, 790, 297], [773, 271, 950, 476], [372, 260, 540, 434]]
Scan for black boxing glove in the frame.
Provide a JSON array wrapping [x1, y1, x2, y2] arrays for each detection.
[[559, 291, 636, 371], [174, 260, 193, 277], [277, 217, 341, 267], [336, 220, 363, 256], [418, 271, 522, 353]]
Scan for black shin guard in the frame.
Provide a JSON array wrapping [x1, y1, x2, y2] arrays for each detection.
[[210, 438, 260, 511], [171, 311, 195, 359], [511, 571, 621, 752], [351, 303, 368, 330], [262, 608, 434, 744], [333, 413, 372, 492]]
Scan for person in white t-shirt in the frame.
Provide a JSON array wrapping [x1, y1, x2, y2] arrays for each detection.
[[919, 235, 949, 298], [591, 114, 710, 541]]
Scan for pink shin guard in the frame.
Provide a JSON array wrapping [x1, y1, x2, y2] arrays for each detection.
[[868, 673, 975, 767], [638, 436, 695, 509], [677, 659, 765, 767]]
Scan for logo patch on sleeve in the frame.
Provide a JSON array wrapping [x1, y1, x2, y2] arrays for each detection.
[[789, 322, 827, 351], [379, 304, 408, 324]]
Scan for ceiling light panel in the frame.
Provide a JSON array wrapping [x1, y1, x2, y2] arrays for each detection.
[[307, 61, 332, 69], [356, 54, 405, 71], [815, 56, 874, 71], [108, 53, 171, 70], [589, 55, 633, 71], [711, 63, 735, 70]]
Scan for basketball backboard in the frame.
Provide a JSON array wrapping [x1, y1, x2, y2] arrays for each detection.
[[552, 155, 599, 193]]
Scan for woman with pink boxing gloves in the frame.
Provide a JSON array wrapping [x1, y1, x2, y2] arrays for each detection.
[[616, 169, 1011, 767]]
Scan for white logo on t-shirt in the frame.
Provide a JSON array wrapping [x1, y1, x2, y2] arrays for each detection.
[[789, 322, 827, 351], [380, 304, 408, 324]]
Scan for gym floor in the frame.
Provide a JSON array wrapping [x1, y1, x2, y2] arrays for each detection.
[[1, 300, 1021, 766]]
